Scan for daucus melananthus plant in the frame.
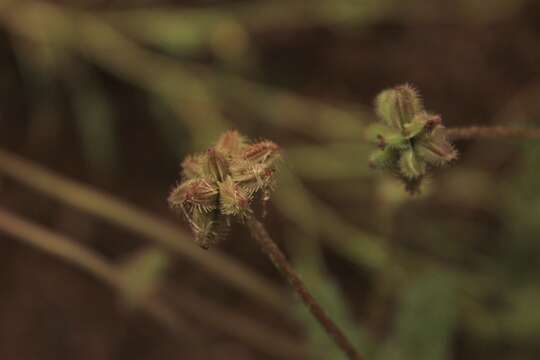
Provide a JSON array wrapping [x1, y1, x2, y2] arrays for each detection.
[[168, 130, 279, 249], [168, 130, 362, 360], [369, 84, 458, 193]]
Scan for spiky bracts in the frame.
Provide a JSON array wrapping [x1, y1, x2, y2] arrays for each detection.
[[168, 130, 281, 249], [369, 84, 458, 193]]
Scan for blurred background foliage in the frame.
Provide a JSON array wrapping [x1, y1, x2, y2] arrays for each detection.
[[0, 0, 539, 359]]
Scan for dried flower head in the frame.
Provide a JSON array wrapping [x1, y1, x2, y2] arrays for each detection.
[[168, 130, 281, 248], [369, 84, 458, 193]]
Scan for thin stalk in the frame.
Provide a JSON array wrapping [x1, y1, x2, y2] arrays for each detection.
[[446, 126, 540, 140], [246, 215, 362, 360]]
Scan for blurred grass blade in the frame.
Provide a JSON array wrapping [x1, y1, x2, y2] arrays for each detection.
[[0, 207, 305, 358], [377, 271, 457, 360], [0, 206, 184, 333], [290, 232, 374, 359], [275, 168, 389, 270], [0, 149, 288, 311], [118, 246, 169, 307], [287, 142, 374, 181], [1, 1, 229, 147], [68, 67, 118, 181]]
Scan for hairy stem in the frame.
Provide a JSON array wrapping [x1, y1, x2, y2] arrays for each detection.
[[246, 216, 362, 360], [446, 126, 540, 140]]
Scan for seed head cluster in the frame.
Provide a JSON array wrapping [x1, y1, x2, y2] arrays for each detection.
[[168, 130, 281, 249], [369, 84, 458, 193]]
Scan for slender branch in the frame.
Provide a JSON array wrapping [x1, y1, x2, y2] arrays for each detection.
[[446, 126, 540, 140], [246, 216, 362, 360]]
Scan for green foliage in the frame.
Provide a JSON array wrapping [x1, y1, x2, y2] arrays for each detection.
[[119, 247, 170, 307], [377, 272, 458, 360], [369, 85, 458, 193], [70, 69, 118, 179], [290, 236, 374, 360]]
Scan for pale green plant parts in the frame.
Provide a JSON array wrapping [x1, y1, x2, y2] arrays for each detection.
[[368, 84, 458, 193], [167, 85, 540, 360]]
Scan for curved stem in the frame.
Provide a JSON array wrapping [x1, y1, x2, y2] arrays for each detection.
[[446, 126, 540, 140], [246, 216, 363, 360]]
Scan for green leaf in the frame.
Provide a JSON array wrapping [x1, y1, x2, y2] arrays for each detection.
[[290, 234, 374, 359], [377, 271, 457, 360], [118, 247, 169, 307]]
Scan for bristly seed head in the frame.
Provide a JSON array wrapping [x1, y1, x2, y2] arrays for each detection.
[[369, 84, 458, 194], [168, 130, 281, 248]]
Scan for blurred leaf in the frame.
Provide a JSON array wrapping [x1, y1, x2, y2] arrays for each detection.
[[118, 246, 169, 306], [108, 10, 253, 67], [274, 168, 389, 270], [290, 232, 374, 360], [151, 98, 191, 158], [377, 271, 457, 360], [287, 142, 373, 181], [69, 67, 118, 180]]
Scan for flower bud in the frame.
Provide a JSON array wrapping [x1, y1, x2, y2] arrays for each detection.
[[243, 141, 281, 166], [375, 84, 423, 130], [370, 84, 458, 194], [204, 148, 230, 182], [181, 154, 205, 179], [369, 148, 397, 170], [169, 130, 281, 247], [415, 127, 458, 166], [168, 178, 218, 213], [219, 176, 251, 217], [215, 130, 248, 156], [399, 149, 426, 179]]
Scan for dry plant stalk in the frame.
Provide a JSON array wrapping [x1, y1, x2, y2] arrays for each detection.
[[168, 130, 362, 360], [246, 216, 362, 360], [446, 126, 540, 140]]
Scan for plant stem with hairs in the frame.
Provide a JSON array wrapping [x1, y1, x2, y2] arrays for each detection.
[[246, 215, 362, 360], [446, 126, 540, 140]]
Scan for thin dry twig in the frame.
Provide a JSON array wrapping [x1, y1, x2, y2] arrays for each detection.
[[246, 215, 363, 360], [446, 126, 540, 140]]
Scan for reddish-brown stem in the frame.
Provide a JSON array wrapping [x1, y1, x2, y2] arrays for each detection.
[[446, 126, 540, 140], [246, 216, 362, 360]]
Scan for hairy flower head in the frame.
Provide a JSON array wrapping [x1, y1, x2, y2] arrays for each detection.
[[169, 130, 281, 248], [369, 84, 458, 193]]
